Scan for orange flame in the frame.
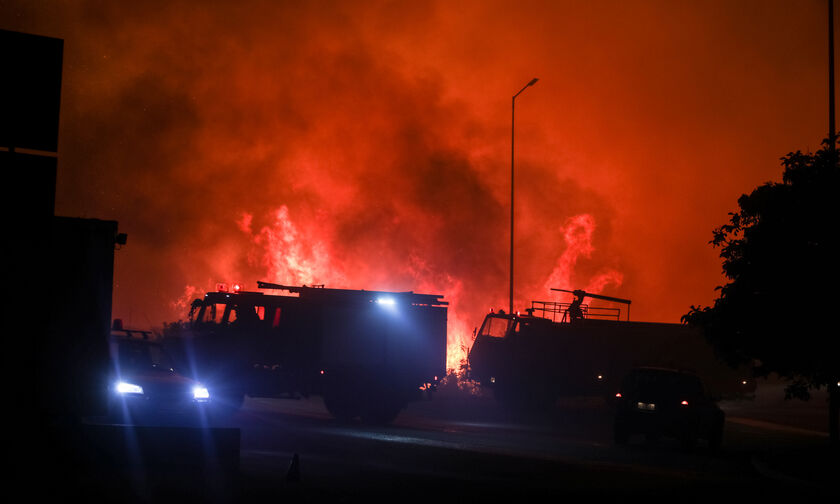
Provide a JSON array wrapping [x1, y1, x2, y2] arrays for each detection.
[[543, 214, 623, 302], [184, 207, 620, 381], [251, 206, 347, 287]]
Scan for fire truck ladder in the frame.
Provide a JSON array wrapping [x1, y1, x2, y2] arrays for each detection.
[[256, 281, 448, 306]]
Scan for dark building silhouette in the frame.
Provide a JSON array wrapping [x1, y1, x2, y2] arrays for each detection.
[[3, 28, 239, 499]]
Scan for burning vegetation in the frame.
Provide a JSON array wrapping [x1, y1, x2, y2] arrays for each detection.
[[176, 205, 620, 377]]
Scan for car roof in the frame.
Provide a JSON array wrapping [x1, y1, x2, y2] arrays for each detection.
[[628, 366, 699, 377]]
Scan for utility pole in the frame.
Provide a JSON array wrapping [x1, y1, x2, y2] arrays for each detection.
[[830, 0, 836, 159], [510, 78, 538, 314]]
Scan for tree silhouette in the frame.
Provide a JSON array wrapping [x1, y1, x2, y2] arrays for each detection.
[[683, 138, 839, 445]]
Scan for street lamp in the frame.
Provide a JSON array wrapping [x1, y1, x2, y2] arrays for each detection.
[[510, 77, 538, 314]]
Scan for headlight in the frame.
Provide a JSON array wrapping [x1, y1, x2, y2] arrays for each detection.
[[116, 381, 144, 395], [193, 386, 210, 401]]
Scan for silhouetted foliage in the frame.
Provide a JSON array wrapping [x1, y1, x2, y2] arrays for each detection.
[[683, 138, 839, 443]]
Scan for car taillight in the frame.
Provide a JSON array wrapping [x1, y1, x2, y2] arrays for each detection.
[[680, 400, 689, 406], [615, 393, 622, 398]]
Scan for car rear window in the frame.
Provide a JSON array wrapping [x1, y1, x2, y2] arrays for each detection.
[[621, 370, 704, 397]]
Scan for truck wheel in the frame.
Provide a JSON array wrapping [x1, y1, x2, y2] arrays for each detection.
[[323, 375, 363, 422], [361, 397, 405, 425], [323, 393, 362, 422], [495, 379, 554, 413]]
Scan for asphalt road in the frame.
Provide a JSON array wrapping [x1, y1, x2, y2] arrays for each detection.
[[218, 379, 837, 502], [75, 379, 837, 502]]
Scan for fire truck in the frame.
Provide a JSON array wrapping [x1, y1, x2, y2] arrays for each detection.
[[467, 289, 754, 410], [162, 281, 448, 423]]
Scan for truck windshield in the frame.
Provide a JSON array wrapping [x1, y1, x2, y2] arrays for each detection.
[[479, 316, 511, 338]]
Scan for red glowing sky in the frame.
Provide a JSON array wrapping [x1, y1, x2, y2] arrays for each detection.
[[3, 1, 836, 368]]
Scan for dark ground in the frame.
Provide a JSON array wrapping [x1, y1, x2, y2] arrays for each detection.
[[39, 377, 839, 503]]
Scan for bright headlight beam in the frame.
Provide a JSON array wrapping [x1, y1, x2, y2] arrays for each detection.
[[193, 386, 210, 400], [116, 381, 144, 395], [376, 297, 396, 306]]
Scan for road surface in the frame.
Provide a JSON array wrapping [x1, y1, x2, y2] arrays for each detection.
[[78, 379, 837, 502], [227, 379, 836, 501]]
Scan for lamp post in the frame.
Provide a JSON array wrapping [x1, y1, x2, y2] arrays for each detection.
[[510, 77, 538, 314], [829, 0, 836, 159]]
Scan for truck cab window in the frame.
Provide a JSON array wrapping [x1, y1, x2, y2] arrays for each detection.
[[199, 304, 223, 324], [479, 316, 511, 338]]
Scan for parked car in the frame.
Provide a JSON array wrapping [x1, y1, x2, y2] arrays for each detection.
[[613, 367, 724, 449], [107, 326, 211, 425]]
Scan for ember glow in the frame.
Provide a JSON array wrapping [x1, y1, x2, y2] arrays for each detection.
[[3, 1, 833, 373]]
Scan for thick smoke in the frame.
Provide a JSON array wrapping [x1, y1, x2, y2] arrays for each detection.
[[4, 1, 833, 365]]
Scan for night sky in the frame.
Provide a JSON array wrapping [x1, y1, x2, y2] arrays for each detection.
[[3, 0, 835, 370]]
